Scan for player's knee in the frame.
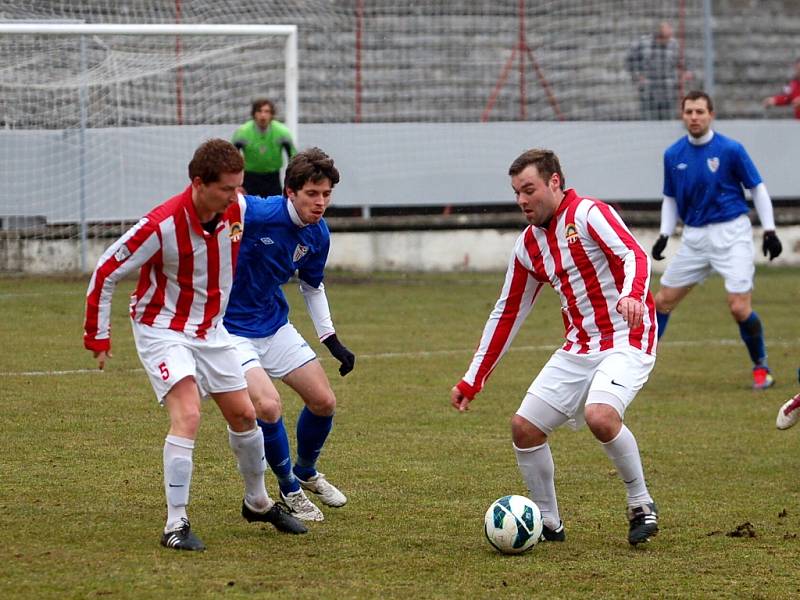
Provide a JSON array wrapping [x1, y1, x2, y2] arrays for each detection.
[[728, 297, 752, 322], [654, 290, 674, 313], [511, 414, 547, 448], [228, 409, 257, 432], [306, 389, 336, 417], [171, 406, 202, 437], [252, 390, 283, 421], [584, 404, 621, 442]]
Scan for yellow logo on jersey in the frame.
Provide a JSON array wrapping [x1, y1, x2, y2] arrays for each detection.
[[229, 221, 243, 242], [565, 223, 579, 244]]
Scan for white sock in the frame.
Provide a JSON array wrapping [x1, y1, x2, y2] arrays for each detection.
[[228, 426, 271, 512], [600, 425, 652, 507], [514, 442, 560, 529], [164, 434, 194, 532]]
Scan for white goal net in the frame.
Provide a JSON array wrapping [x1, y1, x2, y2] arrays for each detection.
[[0, 23, 297, 267]]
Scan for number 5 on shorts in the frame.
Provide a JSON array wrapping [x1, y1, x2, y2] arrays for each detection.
[[158, 361, 170, 381]]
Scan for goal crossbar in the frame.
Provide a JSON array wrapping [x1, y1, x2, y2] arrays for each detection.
[[0, 23, 299, 137]]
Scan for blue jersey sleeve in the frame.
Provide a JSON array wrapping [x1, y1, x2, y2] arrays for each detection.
[[731, 142, 762, 190], [662, 151, 675, 197]]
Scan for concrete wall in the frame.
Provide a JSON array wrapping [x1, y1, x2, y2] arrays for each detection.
[[2, 120, 799, 224], [4, 226, 800, 274]]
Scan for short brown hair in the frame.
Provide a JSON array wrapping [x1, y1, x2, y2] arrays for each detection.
[[508, 149, 565, 190], [285, 147, 340, 192], [187, 138, 244, 184], [251, 98, 275, 118], [682, 90, 714, 112]]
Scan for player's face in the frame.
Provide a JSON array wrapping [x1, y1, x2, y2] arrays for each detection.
[[254, 105, 273, 129], [287, 178, 333, 224], [192, 171, 243, 220], [682, 98, 714, 138], [511, 165, 561, 226]]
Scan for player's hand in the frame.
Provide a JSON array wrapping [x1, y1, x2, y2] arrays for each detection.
[[616, 297, 644, 329], [450, 386, 472, 412], [792, 97, 800, 108], [763, 97, 776, 107], [762, 231, 782, 261], [93, 350, 112, 371], [322, 334, 355, 376], [233, 140, 247, 150], [651, 234, 668, 261]]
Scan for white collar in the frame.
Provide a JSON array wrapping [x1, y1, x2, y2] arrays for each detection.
[[687, 129, 714, 145], [286, 198, 307, 227]]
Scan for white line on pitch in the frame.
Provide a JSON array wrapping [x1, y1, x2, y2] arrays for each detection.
[[3, 338, 797, 378]]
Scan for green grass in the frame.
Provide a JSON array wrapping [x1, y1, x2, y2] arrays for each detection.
[[1, 268, 800, 599]]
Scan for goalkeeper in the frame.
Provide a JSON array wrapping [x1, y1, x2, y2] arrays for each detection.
[[232, 98, 296, 197]]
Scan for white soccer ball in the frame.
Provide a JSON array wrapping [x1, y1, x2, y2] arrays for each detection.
[[483, 494, 543, 554]]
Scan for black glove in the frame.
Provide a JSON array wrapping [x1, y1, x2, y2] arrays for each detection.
[[651, 234, 668, 261], [233, 139, 247, 151], [322, 334, 355, 376], [762, 231, 782, 261]]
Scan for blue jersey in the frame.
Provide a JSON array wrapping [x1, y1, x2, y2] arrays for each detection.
[[224, 195, 330, 338], [662, 132, 762, 227]]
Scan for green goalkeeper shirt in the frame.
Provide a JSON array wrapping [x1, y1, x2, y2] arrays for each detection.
[[232, 119, 296, 174]]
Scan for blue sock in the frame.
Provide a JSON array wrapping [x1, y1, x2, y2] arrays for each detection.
[[293, 407, 333, 481], [656, 311, 670, 340], [737, 311, 767, 368], [257, 418, 299, 495]]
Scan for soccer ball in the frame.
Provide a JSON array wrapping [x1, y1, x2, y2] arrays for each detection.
[[483, 495, 543, 554]]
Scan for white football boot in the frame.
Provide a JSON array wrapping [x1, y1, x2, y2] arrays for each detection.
[[297, 472, 347, 507], [776, 393, 800, 430], [281, 488, 324, 522]]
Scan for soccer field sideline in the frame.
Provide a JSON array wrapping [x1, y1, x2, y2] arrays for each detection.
[[3, 337, 796, 378]]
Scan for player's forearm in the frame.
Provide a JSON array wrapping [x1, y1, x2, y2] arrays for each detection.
[[751, 183, 776, 231], [298, 280, 336, 340], [659, 196, 678, 236]]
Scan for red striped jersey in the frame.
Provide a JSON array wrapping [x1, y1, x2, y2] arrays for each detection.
[[83, 186, 244, 353], [458, 189, 657, 400]]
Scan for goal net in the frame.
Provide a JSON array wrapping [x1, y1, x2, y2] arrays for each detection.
[[0, 23, 297, 267]]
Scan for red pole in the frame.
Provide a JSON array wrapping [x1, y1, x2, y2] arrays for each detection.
[[354, 0, 363, 123], [524, 46, 565, 121], [481, 48, 518, 122], [518, 0, 527, 120], [175, 0, 184, 125]]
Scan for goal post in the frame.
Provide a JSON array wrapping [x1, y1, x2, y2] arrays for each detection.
[[0, 23, 298, 271]]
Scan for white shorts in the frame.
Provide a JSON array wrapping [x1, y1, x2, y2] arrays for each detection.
[[517, 347, 656, 431], [230, 322, 317, 379], [131, 320, 247, 404], [660, 214, 754, 293]]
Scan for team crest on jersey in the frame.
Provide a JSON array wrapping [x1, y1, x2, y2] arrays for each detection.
[[229, 221, 243, 242], [565, 223, 579, 245], [707, 157, 720, 173], [293, 244, 309, 262]]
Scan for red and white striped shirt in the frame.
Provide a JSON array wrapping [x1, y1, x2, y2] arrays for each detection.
[[458, 189, 657, 400], [84, 186, 244, 352]]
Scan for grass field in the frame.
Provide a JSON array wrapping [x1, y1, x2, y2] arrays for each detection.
[[2, 267, 800, 599]]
